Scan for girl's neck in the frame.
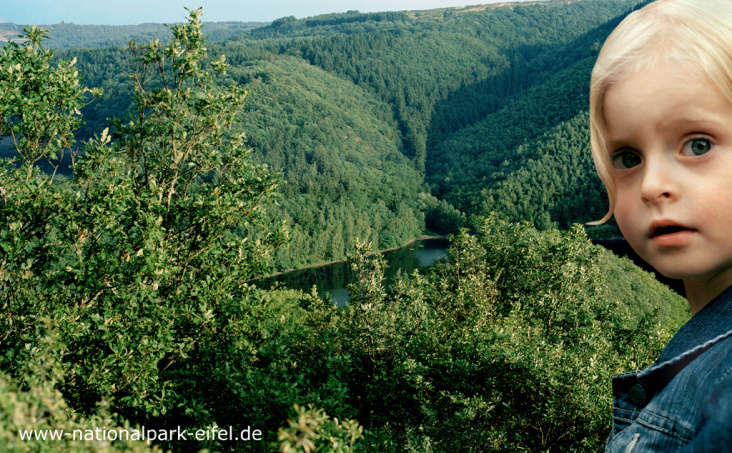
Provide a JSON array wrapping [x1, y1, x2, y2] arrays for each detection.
[[684, 273, 732, 315]]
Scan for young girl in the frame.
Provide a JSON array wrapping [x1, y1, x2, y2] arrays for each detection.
[[590, 0, 732, 450]]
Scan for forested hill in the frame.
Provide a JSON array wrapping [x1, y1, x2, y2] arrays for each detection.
[[50, 0, 643, 269], [0, 21, 268, 49]]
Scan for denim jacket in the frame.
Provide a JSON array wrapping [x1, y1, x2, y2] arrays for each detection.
[[605, 285, 732, 452]]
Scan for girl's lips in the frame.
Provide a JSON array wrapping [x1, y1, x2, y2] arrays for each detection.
[[651, 225, 693, 237], [649, 221, 696, 247], [651, 229, 695, 248], [649, 220, 694, 237]]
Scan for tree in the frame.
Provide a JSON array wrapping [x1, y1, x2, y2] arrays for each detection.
[[0, 24, 97, 177], [0, 8, 284, 438]]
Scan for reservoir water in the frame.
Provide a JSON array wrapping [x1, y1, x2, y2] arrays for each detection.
[[255, 238, 450, 306]]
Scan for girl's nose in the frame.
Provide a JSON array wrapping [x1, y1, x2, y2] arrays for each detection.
[[640, 158, 677, 203]]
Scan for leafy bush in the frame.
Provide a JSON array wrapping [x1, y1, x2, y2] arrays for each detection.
[[333, 217, 686, 451], [0, 329, 159, 453], [277, 404, 363, 453], [1, 11, 289, 452]]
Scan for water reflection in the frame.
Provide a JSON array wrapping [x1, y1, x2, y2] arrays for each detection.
[[256, 238, 449, 306], [1, 137, 76, 175]]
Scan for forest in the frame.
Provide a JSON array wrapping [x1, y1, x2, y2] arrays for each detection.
[[44, 0, 643, 270], [0, 21, 268, 50], [0, 1, 691, 451]]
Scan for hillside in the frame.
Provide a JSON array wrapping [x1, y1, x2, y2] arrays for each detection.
[[426, 4, 633, 231], [228, 55, 425, 267], [46, 0, 643, 270], [1, 20, 268, 49], [0, 23, 26, 45]]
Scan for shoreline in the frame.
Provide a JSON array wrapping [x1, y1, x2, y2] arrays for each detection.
[[257, 235, 446, 280]]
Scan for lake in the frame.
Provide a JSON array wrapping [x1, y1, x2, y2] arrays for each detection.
[[254, 237, 450, 306], [0, 136, 76, 175]]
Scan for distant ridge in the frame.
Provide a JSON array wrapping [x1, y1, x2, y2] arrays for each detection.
[[0, 23, 26, 44], [0, 21, 269, 49]]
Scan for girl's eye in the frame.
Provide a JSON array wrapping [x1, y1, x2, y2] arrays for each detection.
[[612, 151, 642, 169], [682, 138, 712, 156]]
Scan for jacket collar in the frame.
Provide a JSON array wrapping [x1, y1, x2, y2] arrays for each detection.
[[657, 284, 732, 364], [638, 284, 732, 386]]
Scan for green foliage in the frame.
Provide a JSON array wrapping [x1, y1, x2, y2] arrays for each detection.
[[279, 217, 683, 451], [424, 8, 638, 227], [277, 404, 363, 453], [0, 25, 99, 175], [264, 0, 642, 175], [0, 329, 159, 453], [417, 193, 466, 235], [428, 55, 601, 217], [473, 112, 608, 229], [226, 54, 424, 267], [0, 11, 290, 451], [341, 218, 686, 451]]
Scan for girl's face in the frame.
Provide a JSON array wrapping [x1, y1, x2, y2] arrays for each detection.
[[603, 59, 732, 311]]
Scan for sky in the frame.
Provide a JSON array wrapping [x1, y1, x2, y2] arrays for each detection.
[[0, 0, 528, 26]]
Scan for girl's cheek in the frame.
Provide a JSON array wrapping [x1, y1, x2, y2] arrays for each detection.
[[613, 203, 639, 237]]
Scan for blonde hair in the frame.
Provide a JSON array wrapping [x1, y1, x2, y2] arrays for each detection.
[[590, 0, 732, 223]]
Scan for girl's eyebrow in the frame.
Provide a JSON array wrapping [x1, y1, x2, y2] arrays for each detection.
[[665, 117, 721, 133], [605, 136, 636, 152]]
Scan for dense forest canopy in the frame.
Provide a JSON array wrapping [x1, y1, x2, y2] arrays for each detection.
[[40, 0, 644, 271]]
